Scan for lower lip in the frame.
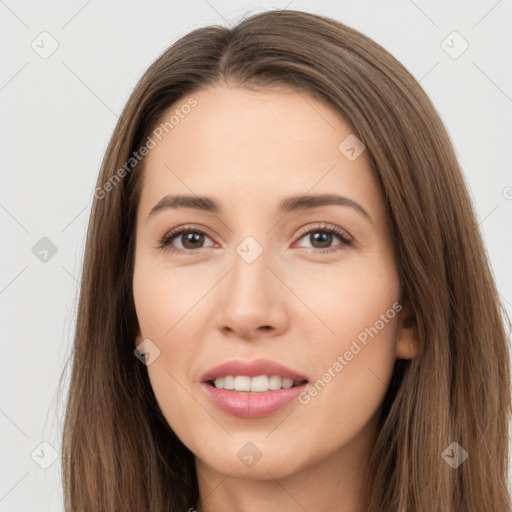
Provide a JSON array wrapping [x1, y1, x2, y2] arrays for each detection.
[[201, 382, 308, 418]]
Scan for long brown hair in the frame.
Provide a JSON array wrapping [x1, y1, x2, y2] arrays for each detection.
[[60, 9, 511, 511]]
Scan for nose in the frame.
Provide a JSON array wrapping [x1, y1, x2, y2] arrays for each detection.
[[215, 246, 289, 340]]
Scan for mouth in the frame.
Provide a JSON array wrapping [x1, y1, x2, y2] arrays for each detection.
[[206, 375, 309, 393], [200, 359, 310, 418]]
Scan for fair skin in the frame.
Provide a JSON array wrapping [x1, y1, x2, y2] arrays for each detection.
[[132, 83, 418, 512]]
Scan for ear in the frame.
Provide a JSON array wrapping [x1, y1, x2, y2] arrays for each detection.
[[135, 327, 144, 348], [395, 296, 419, 360]]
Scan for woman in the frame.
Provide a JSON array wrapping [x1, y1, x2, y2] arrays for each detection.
[[61, 9, 511, 511]]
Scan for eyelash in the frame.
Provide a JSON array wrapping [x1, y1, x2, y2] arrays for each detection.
[[157, 223, 352, 255]]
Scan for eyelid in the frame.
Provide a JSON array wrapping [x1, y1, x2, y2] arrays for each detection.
[[158, 222, 353, 254], [294, 222, 352, 243]]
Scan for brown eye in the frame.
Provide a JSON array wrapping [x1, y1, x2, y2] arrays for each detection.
[[158, 228, 215, 253], [158, 224, 351, 255], [307, 231, 334, 249], [180, 232, 206, 249], [295, 226, 352, 252]]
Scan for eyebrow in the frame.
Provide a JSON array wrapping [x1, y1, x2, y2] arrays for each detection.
[[147, 193, 373, 224]]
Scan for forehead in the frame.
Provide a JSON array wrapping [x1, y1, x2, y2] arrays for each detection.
[[137, 84, 382, 218]]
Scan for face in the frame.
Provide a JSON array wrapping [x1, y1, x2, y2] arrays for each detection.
[[132, 84, 416, 480]]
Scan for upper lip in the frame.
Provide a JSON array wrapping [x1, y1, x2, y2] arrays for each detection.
[[201, 359, 309, 383]]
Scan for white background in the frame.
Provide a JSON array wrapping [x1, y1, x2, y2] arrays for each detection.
[[1, 0, 511, 510]]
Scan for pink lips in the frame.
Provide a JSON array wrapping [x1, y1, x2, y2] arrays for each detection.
[[200, 358, 309, 383], [200, 359, 309, 419]]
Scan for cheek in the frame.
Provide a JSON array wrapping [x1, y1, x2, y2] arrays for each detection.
[[132, 258, 210, 440], [293, 309, 399, 460], [132, 255, 209, 337], [133, 264, 202, 379], [292, 257, 400, 422], [288, 249, 400, 348]]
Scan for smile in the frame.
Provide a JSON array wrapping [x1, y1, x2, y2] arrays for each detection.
[[209, 375, 307, 392]]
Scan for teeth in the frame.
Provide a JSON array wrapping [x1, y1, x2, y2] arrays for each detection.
[[212, 375, 303, 392], [234, 375, 251, 391]]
